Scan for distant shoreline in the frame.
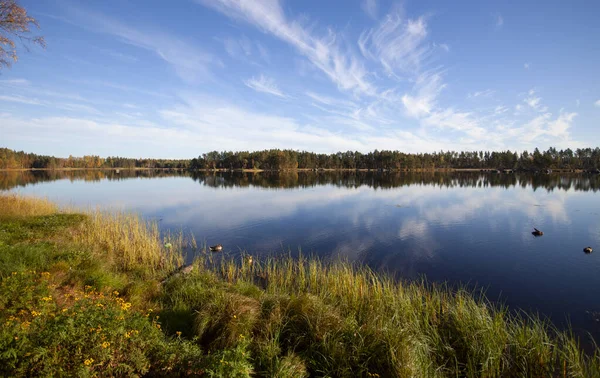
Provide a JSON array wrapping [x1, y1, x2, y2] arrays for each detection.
[[0, 167, 592, 173]]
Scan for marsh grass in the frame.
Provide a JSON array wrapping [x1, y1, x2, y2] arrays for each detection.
[[76, 210, 183, 274], [1, 194, 599, 377], [160, 255, 600, 377], [0, 194, 57, 219]]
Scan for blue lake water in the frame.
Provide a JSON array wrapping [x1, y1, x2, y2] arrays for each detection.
[[3, 170, 600, 344]]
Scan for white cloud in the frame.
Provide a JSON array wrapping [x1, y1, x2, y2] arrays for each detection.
[[0, 95, 43, 105], [64, 5, 219, 83], [197, 0, 375, 95], [525, 96, 541, 109], [358, 13, 431, 76], [595, 100, 600, 108], [523, 90, 547, 112], [436, 43, 450, 52], [361, 0, 378, 19], [0, 79, 30, 85], [244, 74, 287, 98], [494, 105, 508, 115], [401, 71, 445, 118], [495, 14, 504, 27], [468, 89, 495, 99], [524, 62, 530, 69], [546, 112, 577, 137], [0, 94, 100, 114]]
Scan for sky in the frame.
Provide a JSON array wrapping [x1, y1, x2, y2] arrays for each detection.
[[1, 0, 599, 159]]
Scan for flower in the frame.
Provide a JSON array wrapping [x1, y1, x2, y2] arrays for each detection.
[[101, 342, 110, 348], [84, 358, 94, 366], [176, 331, 182, 337], [41, 296, 52, 302]]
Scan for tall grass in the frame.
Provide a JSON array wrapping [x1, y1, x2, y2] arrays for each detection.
[[75, 210, 183, 274], [0, 194, 57, 219], [160, 255, 600, 377]]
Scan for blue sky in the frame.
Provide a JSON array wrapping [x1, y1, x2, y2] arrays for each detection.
[[1, 0, 599, 158]]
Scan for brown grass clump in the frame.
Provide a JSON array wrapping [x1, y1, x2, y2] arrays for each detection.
[[0, 194, 56, 219], [75, 211, 183, 274]]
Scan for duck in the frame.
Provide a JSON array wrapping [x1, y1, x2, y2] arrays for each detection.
[[209, 244, 223, 252], [532, 228, 543, 237], [584, 247, 593, 254]]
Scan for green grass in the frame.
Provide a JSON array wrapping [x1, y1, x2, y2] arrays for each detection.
[[0, 194, 599, 377]]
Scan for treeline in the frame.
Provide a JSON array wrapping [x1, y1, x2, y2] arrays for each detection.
[[190, 147, 600, 171], [0, 148, 190, 170], [2, 147, 600, 171]]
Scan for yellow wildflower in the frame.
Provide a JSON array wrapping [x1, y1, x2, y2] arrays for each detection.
[[113, 290, 119, 296], [101, 341, 110, 348], [176, 331, 182, 337], [84, 358, 94, 366], [41, 296, 52, 302]]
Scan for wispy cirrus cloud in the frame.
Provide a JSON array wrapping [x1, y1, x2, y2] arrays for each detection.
[[196, 0, 375, 95], [0, 79, 31, 85], [361, 0, 378, 19], [0, 94, 101, 114], [401, 71, 445, 118], [468, 89, 495, 99], [0, 95, 43, 105], [244, 74, 286, 98], [62, 4, 220, 83], [495, 13, 504, 28], [358, 12, 432, 77]]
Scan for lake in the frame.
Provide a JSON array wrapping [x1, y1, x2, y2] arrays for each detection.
[[3, 169, 600, 343]]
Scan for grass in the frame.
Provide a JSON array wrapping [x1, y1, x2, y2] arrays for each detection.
[[0, 193, 599, 377]]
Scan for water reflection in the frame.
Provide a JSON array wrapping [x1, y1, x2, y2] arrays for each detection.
[[2, 169, 600, 344], [2, 169, 600, 192]]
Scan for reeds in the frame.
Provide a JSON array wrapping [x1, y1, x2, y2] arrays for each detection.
[[75, 210, 183, 274], [161, 255, 600, 377], [0, 194, 57, 219]]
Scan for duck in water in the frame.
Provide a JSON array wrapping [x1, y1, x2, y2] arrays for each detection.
[[584, 247, 593, 254], [532, 228, 543, 237], [209, 244, 223, 252]]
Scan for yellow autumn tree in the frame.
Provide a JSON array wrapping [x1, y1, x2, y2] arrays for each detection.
[[0, 0, 45, 68]]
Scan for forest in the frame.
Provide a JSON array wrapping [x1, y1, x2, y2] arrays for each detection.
[[1, 147, 600, 171]]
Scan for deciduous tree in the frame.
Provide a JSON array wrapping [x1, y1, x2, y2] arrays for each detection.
[[0, 0, 45, 69]]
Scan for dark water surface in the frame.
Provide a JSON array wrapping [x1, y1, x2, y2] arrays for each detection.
[[3, 170, 600, 342]]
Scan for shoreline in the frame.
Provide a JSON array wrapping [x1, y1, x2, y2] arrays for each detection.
[[0, 167, 591, 173]]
